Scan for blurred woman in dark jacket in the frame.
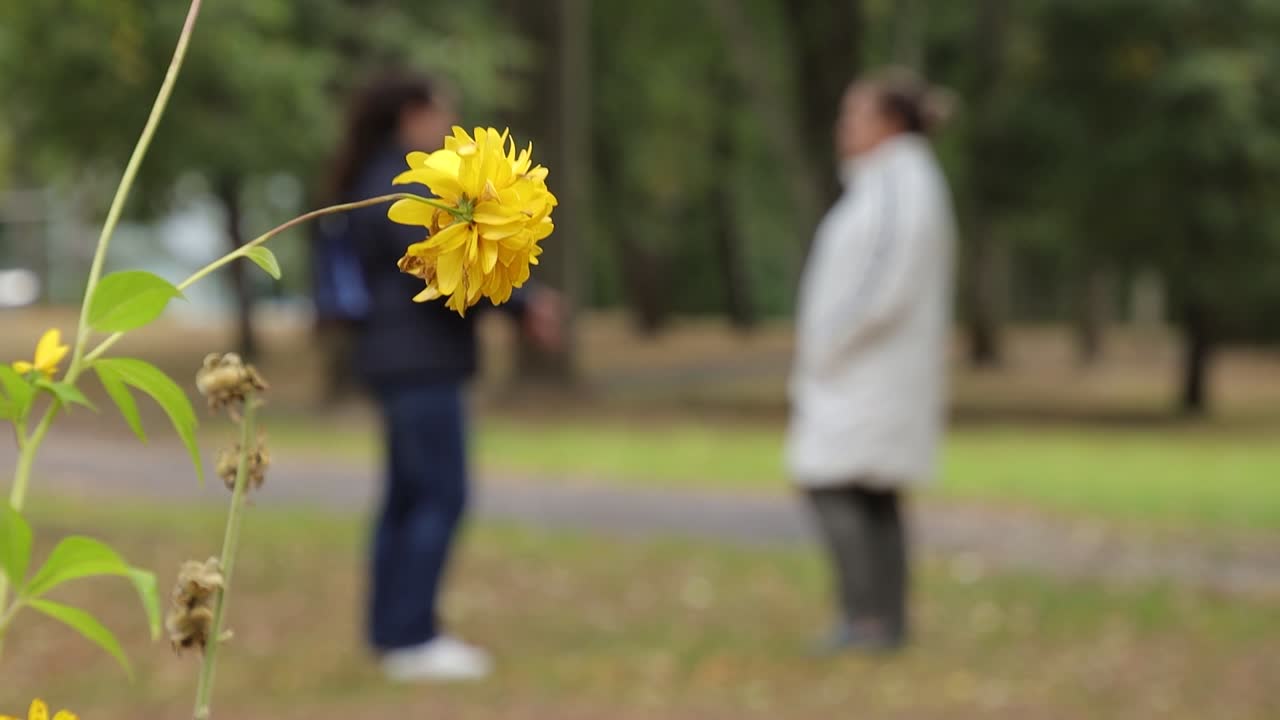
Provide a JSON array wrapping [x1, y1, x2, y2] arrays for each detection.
[[318, 73, 559, 682]]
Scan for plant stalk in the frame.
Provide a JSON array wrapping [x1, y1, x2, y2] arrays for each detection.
[[67, 0, 205, 381], [1, 0, 205, 660], [82, 192, 436, 365], [192, 392, 259, 720], [8, 403, 59, 512], [0, 597, 21, 660], [0, 401, 61, 643]]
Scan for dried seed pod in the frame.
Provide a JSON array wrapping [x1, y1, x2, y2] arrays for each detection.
[[196, 352, 268, 418], [166, 558, 224, 654], [215, 441, 271, 492]]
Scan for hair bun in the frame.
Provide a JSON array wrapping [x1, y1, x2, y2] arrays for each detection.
[[861, 66, 956, 135], [920, 86, 957, 132]]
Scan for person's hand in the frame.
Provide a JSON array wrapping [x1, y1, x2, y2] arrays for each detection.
[[523, 288, 565, 352]]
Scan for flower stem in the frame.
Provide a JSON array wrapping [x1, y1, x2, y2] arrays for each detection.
[[2, 0, 204, 643], [177, 193, 433, 292], [0, 400, 59, 658], [193, 392, 259, 720], [8, 403, 58, 512], [0, 598, 22, 660], [67, 0, 205, 381], [81, 192, 432, 365]]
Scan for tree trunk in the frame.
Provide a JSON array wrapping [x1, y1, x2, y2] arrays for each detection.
[[505, 0, 588, 383], [593, 95, 668, 333], [780, 0, 863, 215], [893, 0, 926, 69], [1179, 304, 1213, 416], [1075, 267, 1110, 366], [712, 76, 756, 330], [963, 0, 1008, 367], [713, 196, 756, 331], [703, 0, 836, 263], [964, 215, 1005, 366], [616, 234, 667, 334], [215, 176, 258, 360]]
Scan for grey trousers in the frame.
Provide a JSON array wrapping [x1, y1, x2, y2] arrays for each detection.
[[807, 485, 908, 635]]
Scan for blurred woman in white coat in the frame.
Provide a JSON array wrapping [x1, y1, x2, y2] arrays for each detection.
[[787, 68, 956, 653]]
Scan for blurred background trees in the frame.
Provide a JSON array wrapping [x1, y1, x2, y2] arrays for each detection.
[[3, 0, 1279, 413]]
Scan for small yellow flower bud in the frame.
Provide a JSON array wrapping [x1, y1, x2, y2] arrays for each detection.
[[11, 328, 70, 378]]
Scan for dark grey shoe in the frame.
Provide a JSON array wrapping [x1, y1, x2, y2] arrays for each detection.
[[811, 620, 905, 656]]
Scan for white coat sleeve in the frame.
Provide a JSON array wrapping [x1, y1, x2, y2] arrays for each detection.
[[805, 161, 930, 371]]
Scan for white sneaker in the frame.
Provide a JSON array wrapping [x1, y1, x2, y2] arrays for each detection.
[[382, 636, 493, 682]]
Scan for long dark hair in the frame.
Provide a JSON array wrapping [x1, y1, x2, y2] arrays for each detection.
[[325, 73, 436, 203]]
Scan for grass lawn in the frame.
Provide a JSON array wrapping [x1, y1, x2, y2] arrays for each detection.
[[265, 415, 1280, 532], [3, 499, 1277, 719]]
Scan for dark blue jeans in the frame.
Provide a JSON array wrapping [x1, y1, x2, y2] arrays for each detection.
[[369, 380, 468, 651]]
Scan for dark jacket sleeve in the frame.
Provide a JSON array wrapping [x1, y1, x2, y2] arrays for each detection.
[[347, 149, 424, 270]]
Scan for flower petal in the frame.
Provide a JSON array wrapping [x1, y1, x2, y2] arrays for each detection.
[[29, 699, 48, 720], [392, 168, 429, 185], [11, 361, 33, 375], [52, 712, 79, 720], [387, 199, 437, 227], [497, 231, 532, 249], [423, 149, 462, 174], [413, 284, 443, 303], [473, 213, 521, 227], [34, 329, 68, 371], [446, 126, 475, 150], [35, 329, 60, 358], [480, 239, 499, 273], [393, 170, 464, 202], [481, 225, 523, 241], [513, 261, 532, 284], [435, 248, 464, 295], [529, 219, 554, 241], [447, 294, 469, 316], [425, 221, 471, 252], [498, 246, 518, 267], [466, 263, 485, 303]]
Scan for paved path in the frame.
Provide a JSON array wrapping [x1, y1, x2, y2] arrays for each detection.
[[7, 431, 1279, 596]]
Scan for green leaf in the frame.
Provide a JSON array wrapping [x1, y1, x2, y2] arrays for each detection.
[[92, 358, 203, 483], [95, 363, 146, 442], [35, 379, 97, 412], [28, 598, 132, 677], [87, 270, 183, 333], [0, 365, 35, 418], [0, 506, 33, 586], [24, 536, 134, 598], [127, 568, 162, 640], [21, 536, 160, 643], [245, 246, 282, 280]]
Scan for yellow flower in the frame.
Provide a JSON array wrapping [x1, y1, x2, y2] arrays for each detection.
[[12, 329, 69, 378], [0, 698, 78, 720], [388, 126, 557, 315]]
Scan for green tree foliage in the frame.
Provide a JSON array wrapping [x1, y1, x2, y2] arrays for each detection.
[[1, 0, 523, 186], [0, 0, 523, 352], [6, 0, 1280, 413], [1017, 0, 1280, 411]]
